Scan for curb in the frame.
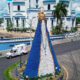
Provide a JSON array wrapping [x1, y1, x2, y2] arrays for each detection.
[[62, 65, 69, 80]]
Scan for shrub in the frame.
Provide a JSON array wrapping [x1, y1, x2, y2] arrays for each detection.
[[71, 27, 77, 32], [4, 62, 19, 80], [32, 28, 35, 32]]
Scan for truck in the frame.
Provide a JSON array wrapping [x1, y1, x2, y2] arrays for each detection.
[[6, 44, 29, 58]]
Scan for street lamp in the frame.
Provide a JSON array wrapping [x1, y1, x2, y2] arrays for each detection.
[[26, 16, 37, 48], [20, 53, 22, 68], [29, 17, 36, 48]]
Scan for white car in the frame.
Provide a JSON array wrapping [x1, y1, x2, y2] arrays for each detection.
[[6, 44, 29, 58]]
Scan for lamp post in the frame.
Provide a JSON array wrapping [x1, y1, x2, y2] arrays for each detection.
[[29, 17, 36, 48], [26, 16, 37, 48], [20, 53, 22, 68]]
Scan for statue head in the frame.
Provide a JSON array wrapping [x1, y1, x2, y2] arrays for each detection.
[[38, 7, 46, 21]]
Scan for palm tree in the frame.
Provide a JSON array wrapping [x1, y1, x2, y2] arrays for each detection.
[[0, 19, 3, 26], [52, 1, 68, 32]]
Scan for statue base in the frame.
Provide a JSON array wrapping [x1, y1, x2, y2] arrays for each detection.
[[16, 63, 64, 80]]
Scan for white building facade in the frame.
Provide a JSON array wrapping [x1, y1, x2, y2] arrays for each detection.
[[3, 0, 76, 31]]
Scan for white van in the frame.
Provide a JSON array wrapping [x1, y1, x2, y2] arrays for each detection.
[[6, 44, 29, 58]]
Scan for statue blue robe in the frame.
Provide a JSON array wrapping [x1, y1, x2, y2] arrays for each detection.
[[24, 19, 60, 78]]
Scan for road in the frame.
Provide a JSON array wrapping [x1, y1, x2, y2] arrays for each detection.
[[0, 40, 80, 80]]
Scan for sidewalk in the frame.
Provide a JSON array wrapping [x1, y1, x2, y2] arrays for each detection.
[[52, 39, 70, 45], [0, 29, 35, 38], [0, 49, 10, 58]]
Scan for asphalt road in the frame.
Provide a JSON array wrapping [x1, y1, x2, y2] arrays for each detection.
[[0, 40, 80, 80]]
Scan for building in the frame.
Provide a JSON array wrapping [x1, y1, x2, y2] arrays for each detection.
[[4, 0, 28, 29], [3, 0, 76, 31]]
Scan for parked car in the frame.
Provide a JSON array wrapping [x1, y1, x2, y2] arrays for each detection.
[[6, 44, 29, 58]]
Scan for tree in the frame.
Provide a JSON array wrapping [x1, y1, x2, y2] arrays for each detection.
[[6, 19, 13, 31], [0, 19, 3, 26], [76, 18, 80, 25], [52, 1, 68, 33]]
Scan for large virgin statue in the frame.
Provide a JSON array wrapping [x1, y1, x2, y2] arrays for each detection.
[[24, 7, 60, 78]]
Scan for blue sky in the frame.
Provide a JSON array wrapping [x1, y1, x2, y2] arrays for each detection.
[[0, 0, 80, 18]]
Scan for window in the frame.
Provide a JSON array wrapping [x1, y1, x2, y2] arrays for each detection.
[[14, 50, 17, 53], [61, 18, 64, 21], [36, 0, 38, 3], [18, 5, 20, 11], [48, 4, 50, 10], [52, 20, 53, 26], [67, 18, 70, 21], [36, 0, 38, 8], [23, 20, 25, 27], [7, 20, 8, 27], [36, 5, 38, 8], [8, 3, 10, 13], [29, 0, 31, 8], [16, 19, 19, 27]]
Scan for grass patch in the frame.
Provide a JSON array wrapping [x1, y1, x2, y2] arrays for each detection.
[[4, 62, 19, 80]]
